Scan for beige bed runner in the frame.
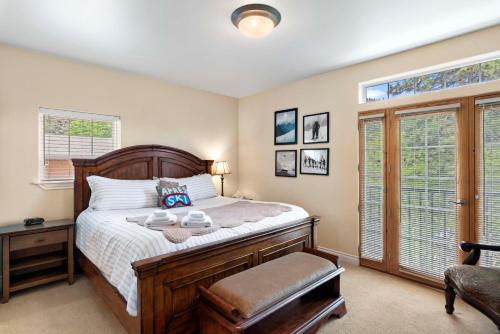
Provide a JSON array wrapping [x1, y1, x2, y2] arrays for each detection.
[[156, 201, 292, 243]]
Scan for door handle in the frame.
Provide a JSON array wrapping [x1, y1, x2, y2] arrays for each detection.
[[450, 199, 466, 206]]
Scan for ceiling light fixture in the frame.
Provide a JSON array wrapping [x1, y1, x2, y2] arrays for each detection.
[[231, 4, 281, 39]]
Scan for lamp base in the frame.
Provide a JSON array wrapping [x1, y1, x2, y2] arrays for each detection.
[[220, 174, 225, 197]]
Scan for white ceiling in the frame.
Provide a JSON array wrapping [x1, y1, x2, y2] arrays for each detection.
[[1, 0, 499, 97]]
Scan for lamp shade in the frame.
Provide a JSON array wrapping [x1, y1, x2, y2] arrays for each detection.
[[214, 161, 230, 175]]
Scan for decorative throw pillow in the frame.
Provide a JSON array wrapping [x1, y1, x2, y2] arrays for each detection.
[[157, 181, 180, 207], [159, 174, 217, 201], [157, 184, 192, 209]]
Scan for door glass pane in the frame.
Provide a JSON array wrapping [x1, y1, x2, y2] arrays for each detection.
[[478, 101, 500, 267], [360, 118, 384, 262], [399, 111, 458, 280]]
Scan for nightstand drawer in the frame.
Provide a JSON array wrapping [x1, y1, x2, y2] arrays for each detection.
[[10, 230, 68, 251]]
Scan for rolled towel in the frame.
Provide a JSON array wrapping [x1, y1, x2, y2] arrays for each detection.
[[126, 216, 149, 226], [152, 215, 173, 222], [125, 216, 149, 223], [154, 210, 169, 218], [188, 211, 206, 220], [145, 213, 177, 228], [181, 215, 213, 228], [186, 216, 205, 222]]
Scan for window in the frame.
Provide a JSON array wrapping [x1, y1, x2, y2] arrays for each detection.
[[361, 56, 500, 103], [358, 113, 386, 270], [38, 108, 121, 187]]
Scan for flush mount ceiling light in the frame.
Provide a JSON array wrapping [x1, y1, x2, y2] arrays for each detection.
[[231, 4, 281, 38]]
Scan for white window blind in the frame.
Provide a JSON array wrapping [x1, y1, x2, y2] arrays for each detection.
[[39, 108, 121, 182], [359, 115, 385, 262], [477, 100, 500, 267], [398, 108, 458, 280]]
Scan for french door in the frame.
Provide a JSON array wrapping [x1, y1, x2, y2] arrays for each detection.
[[387, 99, 469, 286], [359, 97, 476, 286], [474, 94, 500, 268]]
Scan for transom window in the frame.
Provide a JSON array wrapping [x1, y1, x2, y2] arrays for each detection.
[[361, 55, 500, 103], [38, 108, 121, 186]]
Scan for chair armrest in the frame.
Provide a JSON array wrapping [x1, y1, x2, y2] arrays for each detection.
[[460, 241, 500, 265]]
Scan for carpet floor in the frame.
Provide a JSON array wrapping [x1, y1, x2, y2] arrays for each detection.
[[0, 263, 496, 334]]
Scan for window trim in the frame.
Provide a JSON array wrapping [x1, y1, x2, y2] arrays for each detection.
[[359, 51, 500, 104], [37, 107, 121, 189], [32, 179, 74, 190]]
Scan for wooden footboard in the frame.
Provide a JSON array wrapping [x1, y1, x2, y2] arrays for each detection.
[[80, 216, 319, 334], [133, 216, 319, 334]]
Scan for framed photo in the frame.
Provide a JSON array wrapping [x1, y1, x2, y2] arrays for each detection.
[[275, 150, 297, 177], [303, 112, 329, 144], [300, 148, 329, 176], [274, 108, 297, 145]]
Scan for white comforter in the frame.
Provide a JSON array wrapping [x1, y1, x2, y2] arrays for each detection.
[[76, 197, 308, 316]]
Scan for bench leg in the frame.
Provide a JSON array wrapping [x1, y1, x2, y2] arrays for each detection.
[[444, 278, 456, 315], [331, 299, 347, 319]]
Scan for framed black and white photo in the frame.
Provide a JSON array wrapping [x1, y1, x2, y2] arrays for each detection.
[[274, 108, 297, 145], [303, 112, 329, 144], [300, 148, 329, 175], [275, 150, 297, 177]]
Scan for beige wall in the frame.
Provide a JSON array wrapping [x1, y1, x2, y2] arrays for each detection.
[[1, 25, 499, 254], [238, 25, 500, 257], [0, 45, 238, 225]]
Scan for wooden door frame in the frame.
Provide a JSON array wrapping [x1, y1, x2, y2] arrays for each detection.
[[358, 91, 500, 288], [359, 96, 479, 288], [357, 110, 388, 272]]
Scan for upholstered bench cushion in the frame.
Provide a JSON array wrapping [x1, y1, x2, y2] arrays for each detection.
[[445, 265, 500, 320], [209, 252, 336, 318]]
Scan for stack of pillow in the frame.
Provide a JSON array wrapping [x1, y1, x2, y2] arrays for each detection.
[[86, 173, 219, 212]]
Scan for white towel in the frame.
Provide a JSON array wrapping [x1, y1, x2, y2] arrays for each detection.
[[125, 216, 149, 226], [151, 216, 172, 222], [188, 216, 205, 221], [188, 210, 206, 218], [144, 213, 177, 229], [187, 210, 207, 223], [153, 210, 169, 218], [181, 215, 213, 228]]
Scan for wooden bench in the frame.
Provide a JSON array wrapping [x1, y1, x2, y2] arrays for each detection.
[[198, 248, 346, 334]]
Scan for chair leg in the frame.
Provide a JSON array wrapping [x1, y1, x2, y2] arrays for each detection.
[[444, 280, 456, 315]]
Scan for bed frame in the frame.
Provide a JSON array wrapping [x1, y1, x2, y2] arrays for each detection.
[[73, 145, 320, 334]]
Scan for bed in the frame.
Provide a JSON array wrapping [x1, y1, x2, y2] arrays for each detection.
[[73, 145, 320, 334]]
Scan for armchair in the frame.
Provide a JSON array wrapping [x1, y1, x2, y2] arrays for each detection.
[[444, 241, 500, 329]]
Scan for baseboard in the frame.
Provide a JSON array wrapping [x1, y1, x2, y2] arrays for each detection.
[[317, 246, 360, 266]]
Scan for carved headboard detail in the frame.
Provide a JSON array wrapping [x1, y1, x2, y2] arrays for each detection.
[[72, 145, 214, 221]]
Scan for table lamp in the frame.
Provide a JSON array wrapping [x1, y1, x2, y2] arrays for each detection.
[[214, 161, 230, 196]]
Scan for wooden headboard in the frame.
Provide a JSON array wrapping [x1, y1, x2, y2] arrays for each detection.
[[72, 145, 214, 221]]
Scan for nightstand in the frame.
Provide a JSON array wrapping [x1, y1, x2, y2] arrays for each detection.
[[1, 219, 74, 303]]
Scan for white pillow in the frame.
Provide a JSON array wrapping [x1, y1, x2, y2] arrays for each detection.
[[160, 174, 218, 201], [87, 176, 159, 211]]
